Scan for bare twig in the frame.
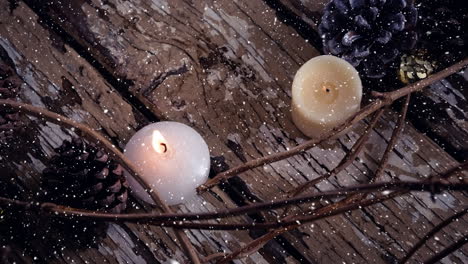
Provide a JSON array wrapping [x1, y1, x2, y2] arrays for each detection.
[[423, 235, 468, 264], [339, 93, 410, 207], [1, 59, 466, 263], [216, 191, 403, 263], [0, 189, 392, 231], [217, 227, 289, 263], [197, 101, 386, 193], [400, 208, 468, 264], [198, 58, 468, 193], [0, 100, 201, 264], [0, 179, 465, 225], [289, 108, 385, 198], [281, 108, 385, 217], [373, 94, 410, 182], [200, 252, 227, 263], [230, 93, 408, 258], [218, 159, 467, 261]]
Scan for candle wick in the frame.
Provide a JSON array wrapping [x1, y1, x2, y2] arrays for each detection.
[[160, 143, 168, 153]]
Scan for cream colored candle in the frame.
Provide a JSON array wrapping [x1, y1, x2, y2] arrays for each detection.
[[124, 122, 210, 205], [291, 55, 362, 138]]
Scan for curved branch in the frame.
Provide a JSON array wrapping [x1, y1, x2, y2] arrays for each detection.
[[1, 58, 466, 263], [0, 179, 466, 225], [289, 107, 385, 198], [198, 58, 468, 193], [0, 99, 201, 264], [1, 191, 395, 231], [218, 159, 467, 261], [281, 108, 385, 217], [423, 235, 468, 264], [400, 208, 468, 264], [373, 94, 410, 182], [344, 93, 410, 205]]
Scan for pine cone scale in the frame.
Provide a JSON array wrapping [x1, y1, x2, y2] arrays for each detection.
[[342, 31, 362, 46], [107, 180, 122, 193], [116, 190, 128, 203], [95, 168, 109, 180], [42, 138, 128, 214], [319, 0, 418, 78], [97, 194, 115, 207]]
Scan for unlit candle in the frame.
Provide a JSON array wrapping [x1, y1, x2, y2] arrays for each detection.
[[291, 55, 362, 138]]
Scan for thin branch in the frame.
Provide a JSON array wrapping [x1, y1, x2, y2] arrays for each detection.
[[217, 227, 288, 264], [280, 108, 385, 217], [423, 235, 468, 264], [197, 101, 385, 193], [216, 191, 404, 264], [218, 158, 467, 261], [303, 93, 409, 221], [205, 193, 395, 231], [147, 180, 463, 230], [290, 108, 385, 198], [343, 93, 410, 205], [200, 252, 227, 263], [229, 94, 409, 259], [1, 58, 466, 262], [0, 188, 392, 231], [400, 208, 468, 264], [198, 58, 468, 193], [0, 179, 464, 223], [374, 94, 410, 182], [0, 100, 201, 264]]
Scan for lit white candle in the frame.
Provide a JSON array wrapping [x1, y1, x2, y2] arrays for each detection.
[[291, 55, 362, 138], [124, 122, 210, 205]]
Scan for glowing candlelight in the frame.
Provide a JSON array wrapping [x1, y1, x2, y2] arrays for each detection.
[[152, 131, 168, 154], [124, 122, 210, 205]]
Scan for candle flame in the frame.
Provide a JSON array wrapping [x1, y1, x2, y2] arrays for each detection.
[[152, 130, 168, 154]]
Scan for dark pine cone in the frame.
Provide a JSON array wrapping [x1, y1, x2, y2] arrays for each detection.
[[0, 61, 23, 144], [319, 0, 418, 78], [41, 138, 129, 247], [417, 0, 467, 66], [43, 137, 128, 214]]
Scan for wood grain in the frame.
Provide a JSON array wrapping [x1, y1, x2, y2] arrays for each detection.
[[277, 0, 468, 161], [3, 0, 467, 263], [0, 2, 266, 263]]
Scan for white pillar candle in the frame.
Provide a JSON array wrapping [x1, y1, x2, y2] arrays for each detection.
[[291, 55, 362, 138], [124, 122, 210, 205]]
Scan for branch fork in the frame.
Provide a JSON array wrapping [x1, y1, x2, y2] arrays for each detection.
[[0, 58, 467, 263]]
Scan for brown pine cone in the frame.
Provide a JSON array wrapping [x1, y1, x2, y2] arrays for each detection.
[[40, 137, 129, 247], [42, 137, 128, 213]]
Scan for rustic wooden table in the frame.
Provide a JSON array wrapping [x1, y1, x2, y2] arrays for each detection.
[[1, 0, 467, 263]]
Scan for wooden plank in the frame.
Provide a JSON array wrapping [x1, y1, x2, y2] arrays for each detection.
[[0, 3, 172, 263], [276, 0, 468, 161], [409, 72, 468, 160], [0, 2, 267, 263], [21, 0, 468, 263]]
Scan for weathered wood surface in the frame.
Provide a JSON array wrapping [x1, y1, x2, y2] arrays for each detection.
[[277, 0, 468, 161], [0, 0, 467, 263], [0, 2, 266, 263]]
